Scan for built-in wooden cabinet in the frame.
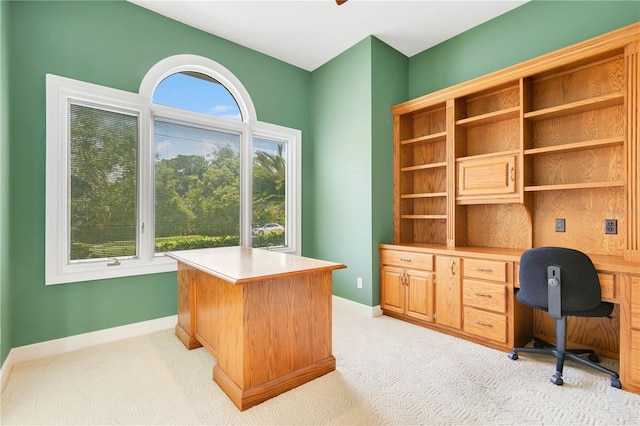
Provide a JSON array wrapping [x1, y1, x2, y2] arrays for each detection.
[[434, 256, 462, 330], [383, 24, 640, 394], [380, 248, 435, 323]]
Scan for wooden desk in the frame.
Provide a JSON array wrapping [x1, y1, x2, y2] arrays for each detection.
[[379, 244, 640, 395], [166, 247, 346, 410]]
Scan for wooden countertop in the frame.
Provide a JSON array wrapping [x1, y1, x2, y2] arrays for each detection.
[[166, 246, 346, 284], [379, 243, 640, 274]]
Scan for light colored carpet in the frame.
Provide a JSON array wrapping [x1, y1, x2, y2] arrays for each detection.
[[2, 303, 639, 425]]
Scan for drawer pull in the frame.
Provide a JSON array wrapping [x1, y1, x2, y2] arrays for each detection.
[[475, 267, 493, 273], [474, 292, 493, 298], [475, 320, 493, 328], [400, 257, 412, 262]]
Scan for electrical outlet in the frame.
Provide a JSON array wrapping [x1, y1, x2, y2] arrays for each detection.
[[555, 218, 565, 233], [605, 219, 617, 235], [357, 277, 363, 289]]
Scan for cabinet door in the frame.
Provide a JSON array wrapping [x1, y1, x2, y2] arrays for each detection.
[[457, 154, 516, 197], [435, 256, 462, 329], [381, 266, 405, 314], [406, 270, 435, 323]]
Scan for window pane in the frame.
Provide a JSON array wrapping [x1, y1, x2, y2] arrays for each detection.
[[252, 137, 286, 248], [154, 120, 241, 252], [153, 72, 242, 121], [69, 103, 138, 261]]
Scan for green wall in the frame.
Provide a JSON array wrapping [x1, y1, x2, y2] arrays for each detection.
[[370, 38, 408, 306], [409, 0, 640, 98], [309, 38, 373, 304], [1, 0, 12, 364], [307, 36, 406, 306], [5, 0, 310, 351]]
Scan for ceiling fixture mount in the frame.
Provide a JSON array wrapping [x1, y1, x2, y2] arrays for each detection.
[[336, 0, 348, 5]]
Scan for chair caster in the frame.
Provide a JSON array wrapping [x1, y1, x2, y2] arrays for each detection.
[[551, 374, 563, 386], [611, 378, 622, 389], [588, 353, 600, 363], [508, 352, 518, 360]]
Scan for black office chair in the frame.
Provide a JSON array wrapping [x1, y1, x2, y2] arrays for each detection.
[[508, 247, 621, 388]]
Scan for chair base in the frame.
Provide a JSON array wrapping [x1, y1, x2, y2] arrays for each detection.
[[509, 338, 621, 389]]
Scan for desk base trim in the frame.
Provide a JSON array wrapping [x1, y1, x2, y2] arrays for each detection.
[[213, 356, 336, 411], [175, 324, 201, 350]]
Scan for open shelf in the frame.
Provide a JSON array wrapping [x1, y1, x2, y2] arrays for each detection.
[[401, 192, 447, 199], [400, 162, 446, 172], [400, 131, 447, 146], [524, 137, 624, 156], [524, 93, 624, 121], [524, 181, 624, 192], [456, 106, 520, 127]]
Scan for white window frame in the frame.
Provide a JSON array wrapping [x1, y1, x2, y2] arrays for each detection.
[[45, 55, 301, 285]]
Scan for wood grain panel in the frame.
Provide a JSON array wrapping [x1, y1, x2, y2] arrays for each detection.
[[215, 276, 245, 388], [532, 189, 626, 256], [534, 305, 620, 359], [529, 143, 624, 186], [435, 256, 462, 329], [632, 275, 640, 329], [531, 54, 624, 110], [626, 43, 640, 261], [466, 204, 531, 249], [465, 118, 520, 155], [243, 271, 333, 388], [464, 83, 520, 117], [194, 273, 218, 356], [531, 106, 624, 148], [412, 106, 446, 137]]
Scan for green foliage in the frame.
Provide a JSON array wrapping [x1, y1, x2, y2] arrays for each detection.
[[155, 235, 240, 252], [251, 231, 285, 248], [70, 109, 287, 256]]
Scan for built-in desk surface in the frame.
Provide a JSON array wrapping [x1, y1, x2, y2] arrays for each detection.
[[166, 246, 346, 284]]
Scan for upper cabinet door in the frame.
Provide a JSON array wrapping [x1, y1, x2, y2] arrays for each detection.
[[456, 154, 517, 201]]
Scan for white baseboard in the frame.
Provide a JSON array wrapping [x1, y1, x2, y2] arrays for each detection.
[[1, 315, 177, 392], [332, 295, 382, 317]]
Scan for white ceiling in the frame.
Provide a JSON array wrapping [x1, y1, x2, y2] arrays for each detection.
[[129, 0, 529, 71]]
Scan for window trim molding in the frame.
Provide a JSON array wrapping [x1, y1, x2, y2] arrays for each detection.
[[45, 56, 300, 286]]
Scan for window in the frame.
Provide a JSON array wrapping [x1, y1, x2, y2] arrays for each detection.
[[46, 55, 301, 285]]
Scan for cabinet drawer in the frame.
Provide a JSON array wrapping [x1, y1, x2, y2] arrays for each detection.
[[381, 250, 433, 271], [463, 258, 507, 282], [463, 307, 507, 343], [463, 279, 506, 313]]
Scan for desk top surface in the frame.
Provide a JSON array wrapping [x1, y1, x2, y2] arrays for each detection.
[[165, 246, 346, 284]]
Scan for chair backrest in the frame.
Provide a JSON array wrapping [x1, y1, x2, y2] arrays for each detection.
[[518, 247, 602, 315]]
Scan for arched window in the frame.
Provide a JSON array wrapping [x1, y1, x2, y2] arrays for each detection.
[[45, 55, 300, 285], [153, 72, 242, 121]]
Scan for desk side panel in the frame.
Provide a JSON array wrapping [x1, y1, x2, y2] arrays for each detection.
[[243, 270, 333, 388]]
